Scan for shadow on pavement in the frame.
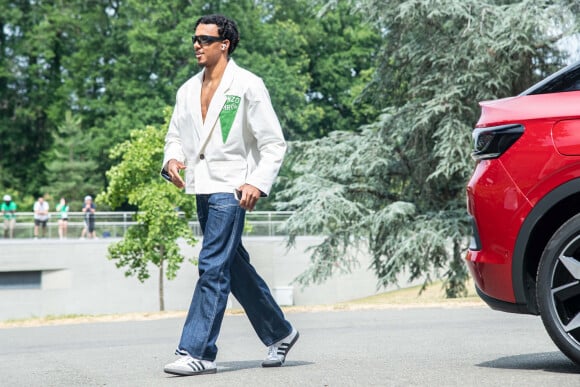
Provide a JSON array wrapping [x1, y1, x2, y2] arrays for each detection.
[[216, 360, 314, 373], [162, 360, 314, 379], [477, 351, 580, 374]]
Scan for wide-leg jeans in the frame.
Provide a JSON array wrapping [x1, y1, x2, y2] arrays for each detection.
[[177, 193, 292, 361]]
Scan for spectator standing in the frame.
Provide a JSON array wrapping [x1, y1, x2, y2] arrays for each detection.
[[80, 195, 96, 239], [1, 195, 17, 238], [33, 196, 50, 239], [56, 197, 69, 239]]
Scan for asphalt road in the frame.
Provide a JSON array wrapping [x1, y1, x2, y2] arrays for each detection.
[[1, 305, 579, 386]]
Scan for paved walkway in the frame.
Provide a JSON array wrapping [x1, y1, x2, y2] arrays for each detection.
[[1, 306, 579, 386]]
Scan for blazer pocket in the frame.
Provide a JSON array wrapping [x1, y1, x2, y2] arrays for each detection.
[[208, 160, 248, 184]]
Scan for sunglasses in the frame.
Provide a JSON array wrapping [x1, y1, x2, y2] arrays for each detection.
[[191, 35, 224, 46]]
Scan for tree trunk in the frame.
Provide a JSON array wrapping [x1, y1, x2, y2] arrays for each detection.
[[159, 250, 165, 311]]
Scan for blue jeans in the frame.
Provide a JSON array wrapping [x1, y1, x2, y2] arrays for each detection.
[[177, 193, 292, 361]]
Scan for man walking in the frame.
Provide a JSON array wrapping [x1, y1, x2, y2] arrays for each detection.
[[162, 14, 298, 376]]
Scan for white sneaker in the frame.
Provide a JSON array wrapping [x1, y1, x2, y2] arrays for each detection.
[[262, 328, 300, 367], [163, 355, 217, 376]]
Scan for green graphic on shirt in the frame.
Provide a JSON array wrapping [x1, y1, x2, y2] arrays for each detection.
[[219, 95, 241, 143]]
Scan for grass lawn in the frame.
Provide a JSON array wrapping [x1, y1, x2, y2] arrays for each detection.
[[0, 281, 484, 328]]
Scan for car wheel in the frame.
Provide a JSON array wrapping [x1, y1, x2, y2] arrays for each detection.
[[537, 213, 580, 365]]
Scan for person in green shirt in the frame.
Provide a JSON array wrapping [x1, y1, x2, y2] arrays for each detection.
[[56, 197, 69, 240], [1, 195, 17, 238]]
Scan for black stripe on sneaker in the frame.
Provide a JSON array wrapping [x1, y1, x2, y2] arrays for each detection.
[[278, 343, 291, 355], [188, 360, 205, 372], [281, 331, 299, 361]]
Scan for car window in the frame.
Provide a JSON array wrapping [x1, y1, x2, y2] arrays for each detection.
[[524, 63, 580, 95]]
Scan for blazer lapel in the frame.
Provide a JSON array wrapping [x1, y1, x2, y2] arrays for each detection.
[[199, 61, 237, 145], [190, 72, 204, 142]]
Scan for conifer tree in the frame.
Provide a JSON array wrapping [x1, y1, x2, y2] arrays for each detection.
[[279, 0, 580, 296], [42, 111, 99, 204]]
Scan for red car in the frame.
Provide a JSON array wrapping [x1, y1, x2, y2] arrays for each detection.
[[466, 59, 580, 365]]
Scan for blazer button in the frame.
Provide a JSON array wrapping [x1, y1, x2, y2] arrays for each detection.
[[199, 154, 205, 160]]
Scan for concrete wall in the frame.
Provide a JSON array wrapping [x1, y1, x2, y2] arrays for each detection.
[[0, 237, 410, 321]]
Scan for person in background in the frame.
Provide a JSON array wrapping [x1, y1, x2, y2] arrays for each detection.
[[33, 196, 50, 239], [1, 195, 17, 238], [80, 195, 97, 239], [161, 14, 297, 377], [56, 197, 69, 240]]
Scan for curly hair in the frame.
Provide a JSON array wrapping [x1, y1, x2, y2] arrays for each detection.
[[195, 14, 240, 55]]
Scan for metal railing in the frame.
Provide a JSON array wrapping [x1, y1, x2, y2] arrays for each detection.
[[1, 211, 294, 239]]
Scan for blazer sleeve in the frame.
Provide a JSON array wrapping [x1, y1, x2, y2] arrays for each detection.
[[244, 79, 287, 196], [162, 96, 187, 175]]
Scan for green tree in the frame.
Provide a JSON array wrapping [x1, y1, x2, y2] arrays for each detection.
[[41, 111, 99, 204], [300, 0, 381, 138], [0, 0, 200, 197], [0, 0, 70, 194], [98, 109, 197, 311], [1, 1, 380, 203], [278, 0, 580, 297], [233, 0, 380, 140]]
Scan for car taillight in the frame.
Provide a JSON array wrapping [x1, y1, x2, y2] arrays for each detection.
[[471, 124, 524, 160]]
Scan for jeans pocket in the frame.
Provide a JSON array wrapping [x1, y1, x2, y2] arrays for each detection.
[[209, 193, 240, 210]]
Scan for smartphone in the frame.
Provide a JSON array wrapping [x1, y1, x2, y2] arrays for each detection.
[[161, 169, 172, 182], [234, 189, 242, 201]]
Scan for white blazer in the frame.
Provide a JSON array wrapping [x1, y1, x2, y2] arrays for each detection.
[[163, 60, 287, 196]]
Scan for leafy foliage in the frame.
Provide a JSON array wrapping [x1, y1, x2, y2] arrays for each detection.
[[0, 1, 378, 205], [98, 108, 197, 310], [278, 0, 580, 297]]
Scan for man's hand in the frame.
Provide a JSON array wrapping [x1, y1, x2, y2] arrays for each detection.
[[237, 184, 261, 211], [167, 159, 186, 189]]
